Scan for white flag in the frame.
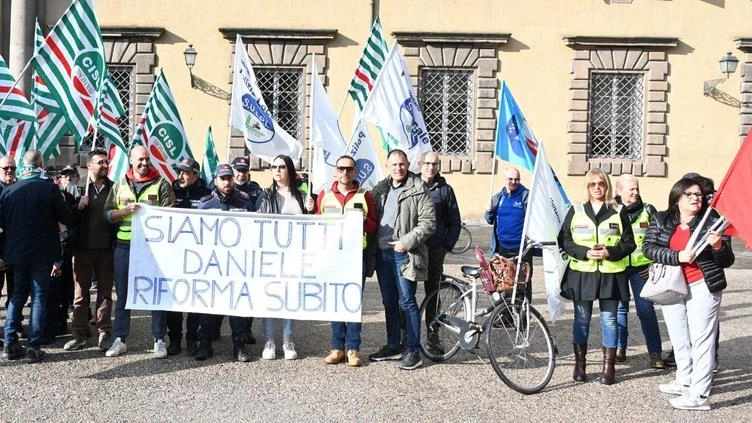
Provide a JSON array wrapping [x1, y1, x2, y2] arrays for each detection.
[[522, 143, 570, 322], [309, 57, 346, 194], [360, 42, 432, 172], [346, 119, 383, 190], [230, 34, 302, 164]]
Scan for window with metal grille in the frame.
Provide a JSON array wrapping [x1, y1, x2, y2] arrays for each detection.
[[80, 66, 134, 151], [587, 72, 644, 160], [419, 68, 474, 156], [255, 67, 305, 142]]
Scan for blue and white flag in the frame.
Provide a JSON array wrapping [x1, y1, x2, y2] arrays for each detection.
[[495, 82, 538, 171], [230, 34, 302, 164], [360, 41, 432, 172], [309, 57, 346, 194], [521, 142, 570, 322], [346, 119, 383, 190]]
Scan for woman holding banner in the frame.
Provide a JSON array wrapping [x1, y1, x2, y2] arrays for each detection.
[[256, 154, 311, 360], [642, 178, 733, 411], [559, 169, 635, 385]]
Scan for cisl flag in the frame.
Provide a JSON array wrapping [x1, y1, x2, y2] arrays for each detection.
[[131, 70, 195, 182], [30, 0, 106, 144], [230, 35, 302, 164]]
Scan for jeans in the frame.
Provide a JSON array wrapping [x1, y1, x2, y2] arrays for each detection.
[[151, 311, 184, 341], [263, 318, 293, 341], [616, 268, 663, 353], [3, 264, 50, 349], [573, 299, 619, 348], [113, 244, 131, 341], [375, 249, 420, 352], [331, 257, 366, 351]]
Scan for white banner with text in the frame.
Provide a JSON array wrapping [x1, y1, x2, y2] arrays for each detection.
[[126, 206, 363, 322]]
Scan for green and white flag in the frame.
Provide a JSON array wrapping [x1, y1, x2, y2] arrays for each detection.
[[0, 54, 36, 164], [0, 54, 36, 122], [92, 76, 126, 151], [106, 138, 128, 182], [30, 0, 106, 144], [202, 126, 219, 183], [132, 70, 194, 183]]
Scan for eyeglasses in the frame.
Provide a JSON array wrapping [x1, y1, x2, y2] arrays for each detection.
[[336, 166, 355, 172], [1, 166, 16, 172], [683, 191, 703, 199], [507, 178, 520, 182], [422, 162, 439, 167], [588, 181, 607, 188], [271, 164, 287, 170]]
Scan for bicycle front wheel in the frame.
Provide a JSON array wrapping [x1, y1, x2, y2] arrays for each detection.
[[419, 279, 469, 362], [450, 225, 472, 254], [485, 302, 555, 394]]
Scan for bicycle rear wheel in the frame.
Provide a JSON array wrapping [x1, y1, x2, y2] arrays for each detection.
[[450, 225, 472, 254], [485, 301, 555, 394], [419, 279, 470, 362]]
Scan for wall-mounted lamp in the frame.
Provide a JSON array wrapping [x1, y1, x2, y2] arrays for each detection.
[[183, 44, 197, 88], [704, 51, 739, 96]]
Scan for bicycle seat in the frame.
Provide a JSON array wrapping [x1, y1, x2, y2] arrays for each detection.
[[461, 266, 481, 277]]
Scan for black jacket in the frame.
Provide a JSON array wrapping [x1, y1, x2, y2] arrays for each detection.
[[642, 210, 734, 293], [172, 178, 211, 209], [421, 174, 461, 251]]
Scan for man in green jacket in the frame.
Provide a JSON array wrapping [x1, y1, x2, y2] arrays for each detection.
[[368, 149, 435, 370]]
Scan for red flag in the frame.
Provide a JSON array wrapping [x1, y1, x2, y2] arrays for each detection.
[[711, 129, 752, 248]]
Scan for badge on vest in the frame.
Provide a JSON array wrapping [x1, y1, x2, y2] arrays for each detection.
[[640, 222, 648, 228], [609, 223, 619, 231]]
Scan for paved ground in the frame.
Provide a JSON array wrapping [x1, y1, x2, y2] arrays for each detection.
[[0, 223, 750, 421]]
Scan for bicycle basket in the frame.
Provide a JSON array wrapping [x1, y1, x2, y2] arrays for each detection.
[[489, 255, 531, 294], [474, 246, 497, 294]]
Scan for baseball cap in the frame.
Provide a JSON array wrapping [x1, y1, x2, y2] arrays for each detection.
[[216, 163, 234, 178], [177, 158, 200, 173], [60, 164, 78, 175], [231, 156, 250, 171]]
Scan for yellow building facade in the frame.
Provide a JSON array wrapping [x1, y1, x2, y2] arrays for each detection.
[[2, 0, 752, 218]]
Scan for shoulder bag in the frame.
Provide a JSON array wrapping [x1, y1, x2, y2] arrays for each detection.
[[639, 263, 687, 305]]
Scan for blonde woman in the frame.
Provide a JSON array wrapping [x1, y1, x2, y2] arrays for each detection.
[[558, 169, 635, 385]]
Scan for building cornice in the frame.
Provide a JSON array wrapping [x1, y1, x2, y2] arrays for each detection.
[[219, 28, 337, 43], [100, 27, 164, 39], [392, 32, 510, 46], [564, 36, 679, 49]]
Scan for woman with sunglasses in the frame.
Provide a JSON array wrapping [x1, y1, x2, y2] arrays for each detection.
[[256, 154, 311, 360], [642, 178, 733, 411], [559, 169, 635, 385]]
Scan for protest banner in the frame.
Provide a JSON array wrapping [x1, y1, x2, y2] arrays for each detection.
[[126, 206, 364, 322]]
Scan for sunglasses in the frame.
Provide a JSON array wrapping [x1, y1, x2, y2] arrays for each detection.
[[271, 164, 287, 170], [1, 166, 16, 172], [336, 166, 355, 172], [588, 181, 607, 188], [95, 159, 110, 165]]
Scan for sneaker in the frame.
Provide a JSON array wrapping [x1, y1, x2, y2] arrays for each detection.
[[154, 340, 167, 359], [186, 341, 198, 357], [659, 380, 688, 395], [616, 348, 627, 363], [324, 349, 346, 364], [98, 332, 114, 352], [167, 340, 182, 356], [669, 395, 711, 411], [368, 344, 403, 362], [262, 341, 276, 360], [195, 342, 213, 361], [347, 350, 361, 367], [23, 347, 46, 364], [649, 352, 666, 369], [63, 338, 86, 351], [283, 342, 297, 360], [105, 337, 127, 357], [234, 341, 251, 362], [713, 360, 719, 374], [664, 350, 676, 367], [398, 350, 423, 370], [2, 341, 25, 360]]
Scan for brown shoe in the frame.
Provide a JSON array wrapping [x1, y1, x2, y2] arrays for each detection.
[[324, 349, 346, 364], [649, 352, 665, 369], [347, 350, 361, 367]]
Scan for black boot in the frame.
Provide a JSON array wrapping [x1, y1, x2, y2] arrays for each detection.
[[167, 336, 182, 355], [195, 341, 213, 361], [601, 347, 616, 385], [573, 343, 587, 382]]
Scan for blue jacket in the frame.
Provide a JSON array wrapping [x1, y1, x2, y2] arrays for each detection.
[[198, 188, 253, 211], [484, 185, 529, 254]]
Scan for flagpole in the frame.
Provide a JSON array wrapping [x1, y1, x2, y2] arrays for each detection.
[[511, 143, 543, 304], [0, 60, 33, 113], [337, 90, 350, 120]]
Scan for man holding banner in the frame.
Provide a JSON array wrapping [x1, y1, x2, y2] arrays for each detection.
[[104, 146, 174, 358], [315, 155, 377, 368]]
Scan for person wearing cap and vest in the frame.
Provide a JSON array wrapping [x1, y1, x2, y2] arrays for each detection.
[[613, 174, 665, 369], [103, 145, 174, 358], [559, 169, 635, 385], [311, 155, 377, 367], [232, 156, 262, 207]]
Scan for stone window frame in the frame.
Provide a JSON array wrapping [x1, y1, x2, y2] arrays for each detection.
[[565, 36, 679, 177], [219, 28, 337, 170], [393, 32, 510, 175], [55, 27, 162, 166], [736, 38, 752, 142]]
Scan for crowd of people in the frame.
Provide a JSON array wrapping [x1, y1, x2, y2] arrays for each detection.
[[0, 147, 732, 410]]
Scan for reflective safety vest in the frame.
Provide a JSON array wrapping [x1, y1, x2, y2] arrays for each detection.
[[629, 207, 652, 267], [115, 180, 162, 242], [568, 203, 628, 273], [320, 188, 368, 249]]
